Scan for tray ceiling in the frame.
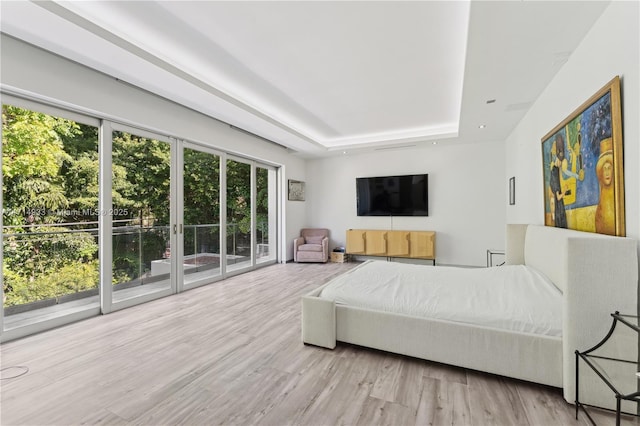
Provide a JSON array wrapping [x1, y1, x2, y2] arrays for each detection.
[[0, 1, 610, 157]]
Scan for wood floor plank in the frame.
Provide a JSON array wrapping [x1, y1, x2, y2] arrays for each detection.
[[415, 376, 471, 426], [370, 353, 404, 403], [0, 262, 603, 426], [77, 408, 130, 426], [515, 380, 581, 426], [395, 356, 429, 410], [463, 365, 529, 425], [195, 368, 292, 425], [296, 350, 378, 425], [422, 359, 468, 385], [355, 396, 415, 426], [1, 369, 111, 425], [255, 354, 341, 425], [369, 352, 426, 411]]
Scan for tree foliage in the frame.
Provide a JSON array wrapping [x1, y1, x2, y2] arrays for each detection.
[[2, 106, 73, 226], [112, 131, 171, 224], [184, 149, 220, 225]]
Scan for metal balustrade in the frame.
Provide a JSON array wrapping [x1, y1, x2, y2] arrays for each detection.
[[2, 220, 270, 314]]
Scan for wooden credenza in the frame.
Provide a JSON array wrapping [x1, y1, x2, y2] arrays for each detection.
[[346, 229, 435, 261]]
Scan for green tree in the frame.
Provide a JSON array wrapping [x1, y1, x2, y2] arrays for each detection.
[[183, 149, 220, 225], [2, 105, 72, 225], [3, 260, 98, 307], [59, 123, 99, 222], [112, 132, 170, 223], [226, 160, 251, 234]]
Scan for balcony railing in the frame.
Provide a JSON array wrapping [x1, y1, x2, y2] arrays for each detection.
[[2, 220, 270, 314]]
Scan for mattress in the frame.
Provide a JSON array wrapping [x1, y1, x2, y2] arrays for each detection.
[[319, 260, 562, 337]]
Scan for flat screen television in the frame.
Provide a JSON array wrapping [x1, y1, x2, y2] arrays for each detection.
[[356, 174, 428, 216]]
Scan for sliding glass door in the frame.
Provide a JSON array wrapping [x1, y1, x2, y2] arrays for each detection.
[[179, 148, 277, 283], [256, 166, 276, 264], [2, 102, 101, 333], [225, 157, 253, 273], [181, 144, 222, 287], [111, 128, 173, 304]]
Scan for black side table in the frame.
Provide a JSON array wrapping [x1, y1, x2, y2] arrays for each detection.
[[575, 311, 640, 425]]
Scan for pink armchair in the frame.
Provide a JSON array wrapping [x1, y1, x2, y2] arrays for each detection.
[[293, 228, 329, 263]]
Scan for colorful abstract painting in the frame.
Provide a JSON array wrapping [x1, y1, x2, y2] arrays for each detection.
[[541, 76, 625, 236]]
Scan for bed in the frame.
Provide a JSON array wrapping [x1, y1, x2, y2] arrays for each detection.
[[302, 224, 638, 409]]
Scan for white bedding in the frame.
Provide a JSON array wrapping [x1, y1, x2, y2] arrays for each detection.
[[319, 260, 562, 337]]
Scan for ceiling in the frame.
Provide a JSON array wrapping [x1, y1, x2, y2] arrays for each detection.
[[0, 1, 611, 158]]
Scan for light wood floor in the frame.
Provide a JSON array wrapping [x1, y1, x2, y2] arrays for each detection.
[[0, 262, 635, 425]]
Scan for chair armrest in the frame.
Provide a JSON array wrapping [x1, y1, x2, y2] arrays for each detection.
[[293, 236, 304, 262], [322, 237, 329, 260]]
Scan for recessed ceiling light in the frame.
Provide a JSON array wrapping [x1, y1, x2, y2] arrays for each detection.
[[479, 124, 486, 129], [342, 151, 347, 154], [432, 141, 438, 145]]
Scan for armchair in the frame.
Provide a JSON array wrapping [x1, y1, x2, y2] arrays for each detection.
[[293, 228, 329, 263]]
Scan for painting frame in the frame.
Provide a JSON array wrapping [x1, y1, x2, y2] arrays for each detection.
[[541, 76, 625, 236], [288, 179, 305, 201]]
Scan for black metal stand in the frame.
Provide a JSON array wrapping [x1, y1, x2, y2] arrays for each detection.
[[575, 311, 640, 425]]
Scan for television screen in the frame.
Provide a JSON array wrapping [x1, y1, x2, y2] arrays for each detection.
[[356, 174, 428, 216]]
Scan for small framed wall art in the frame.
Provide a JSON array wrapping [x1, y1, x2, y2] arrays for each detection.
[[288, 179, 305, 201]]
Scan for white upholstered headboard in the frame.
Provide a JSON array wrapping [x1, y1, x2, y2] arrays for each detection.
[[506, 224, 639, 406], [507, 223, 637, 297]]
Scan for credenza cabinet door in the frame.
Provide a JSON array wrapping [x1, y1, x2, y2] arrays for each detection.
[[365, 230, 387, 255], [346, 229, 366, 254], [409, 231, 435, 259], [387, 231, 410, 257]]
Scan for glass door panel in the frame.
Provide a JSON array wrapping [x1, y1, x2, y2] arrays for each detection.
[[2, 104, 100, 330], [183, 146, 221, 286], [226, 158, 252, 272], [111, 130, 172, 302], [256, 166, 276, 264]]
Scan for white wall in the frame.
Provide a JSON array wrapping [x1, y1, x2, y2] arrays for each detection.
[[283, 162, 307, 261], [0, 35, 308, 261], [505, 2, 639, 248], [306, 141, 505, 266]]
